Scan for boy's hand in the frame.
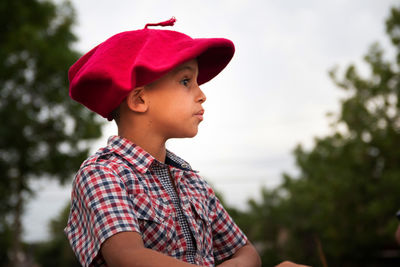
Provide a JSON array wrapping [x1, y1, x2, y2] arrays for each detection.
[[217, 259, 309, 267], [275, 261, 311, 267]]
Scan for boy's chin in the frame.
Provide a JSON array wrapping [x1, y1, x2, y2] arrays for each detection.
[[172, 129, 199, 139], [185, 128, 199, 138]]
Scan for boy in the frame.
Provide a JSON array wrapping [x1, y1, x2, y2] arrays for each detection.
[[65, 18, 304, 267]]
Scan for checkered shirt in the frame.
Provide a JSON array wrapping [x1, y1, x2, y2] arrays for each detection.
[[65, 135, 248, 267]]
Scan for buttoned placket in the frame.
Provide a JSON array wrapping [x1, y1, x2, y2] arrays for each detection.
[[150, 161, 198, 264], [171, 167, 206, 265]]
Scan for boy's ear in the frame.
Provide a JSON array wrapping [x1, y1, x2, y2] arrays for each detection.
[[125, 87, 148, 113]]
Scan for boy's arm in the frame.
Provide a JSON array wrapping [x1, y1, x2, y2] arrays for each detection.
[[101, 231, 202, 267], [216, 242, 310, 267], [216, 241, 261, 267]]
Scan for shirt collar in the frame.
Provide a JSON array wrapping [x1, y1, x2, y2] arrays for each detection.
[[106, 135, 197, 173], [165, 150, 196, 172]]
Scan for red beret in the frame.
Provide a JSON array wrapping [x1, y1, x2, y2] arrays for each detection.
[[68, 18, 235, 120]]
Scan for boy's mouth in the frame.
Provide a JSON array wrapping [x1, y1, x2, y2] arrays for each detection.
[[194, 109, 204, 121]]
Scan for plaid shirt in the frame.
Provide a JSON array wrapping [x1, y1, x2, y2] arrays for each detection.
[[65, 135, 247, 267]]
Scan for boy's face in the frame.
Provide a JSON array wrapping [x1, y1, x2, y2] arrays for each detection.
[[145, 59, 206, 139]]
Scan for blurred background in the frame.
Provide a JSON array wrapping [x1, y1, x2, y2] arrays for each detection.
[[1, 0, 400, 266]]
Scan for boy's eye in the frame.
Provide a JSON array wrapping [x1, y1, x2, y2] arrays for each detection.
[[180, 78, 190, 87]]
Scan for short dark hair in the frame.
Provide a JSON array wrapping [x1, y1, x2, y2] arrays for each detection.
[[109, 105, 121, 124]]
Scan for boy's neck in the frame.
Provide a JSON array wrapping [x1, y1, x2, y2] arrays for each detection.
[[118, 129, 167, 163]]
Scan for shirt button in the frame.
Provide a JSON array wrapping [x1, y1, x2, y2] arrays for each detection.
[[181, 163, 189, 169]]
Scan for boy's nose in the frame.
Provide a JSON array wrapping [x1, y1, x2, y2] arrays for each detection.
[[197, 87, 206, 103]]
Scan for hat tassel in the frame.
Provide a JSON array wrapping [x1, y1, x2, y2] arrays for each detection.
[[145, 17, 176, 29]]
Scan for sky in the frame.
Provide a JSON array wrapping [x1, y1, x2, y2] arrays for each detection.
[[23, 0, 398, 242]]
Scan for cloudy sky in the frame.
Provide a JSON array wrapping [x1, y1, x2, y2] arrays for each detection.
[[23, 0, 398, 242]]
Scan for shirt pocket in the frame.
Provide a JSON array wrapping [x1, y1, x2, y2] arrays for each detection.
[[189, 198, 213, 258], [131, 193, 177, 253]]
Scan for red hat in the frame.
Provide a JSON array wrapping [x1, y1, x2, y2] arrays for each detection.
[[68, 17, 235, 120]]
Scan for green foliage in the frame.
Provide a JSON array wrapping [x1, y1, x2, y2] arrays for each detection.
[[0, 223, 12, 265], [0, 0, 103, 264], [228, 5, 400, 267], [33, 204, 80, 267]]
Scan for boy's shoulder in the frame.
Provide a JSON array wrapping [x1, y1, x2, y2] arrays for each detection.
[[77, 142, 122, 174], [73, 136, 142, 188], [78, 135, 152, 174]]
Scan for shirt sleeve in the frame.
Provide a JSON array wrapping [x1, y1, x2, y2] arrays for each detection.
[[208, 186, 248, 262], [64, 163, 141, 267]]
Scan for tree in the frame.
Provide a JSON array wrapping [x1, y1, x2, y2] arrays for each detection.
[[229, 5, 400, 267], [0, 0, 103, 265]]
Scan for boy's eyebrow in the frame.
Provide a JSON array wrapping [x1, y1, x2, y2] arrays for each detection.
[[174, 65, 195, 73]]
